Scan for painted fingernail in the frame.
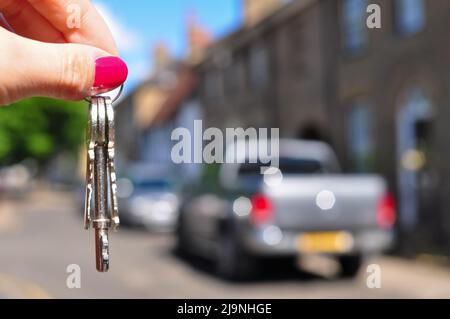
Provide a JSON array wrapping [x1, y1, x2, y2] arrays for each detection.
[[93, 56, 128, 93]]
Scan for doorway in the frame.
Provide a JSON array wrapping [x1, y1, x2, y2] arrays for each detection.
[[396, 87, 433, 232]]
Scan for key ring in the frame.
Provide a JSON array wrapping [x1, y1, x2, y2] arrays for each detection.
[[84, 84, 124, 104]]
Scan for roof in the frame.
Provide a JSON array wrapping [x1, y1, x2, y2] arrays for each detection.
[[200, 0, 317, 62], [152, 66, 197, 126], [117, 62, 197, 130]]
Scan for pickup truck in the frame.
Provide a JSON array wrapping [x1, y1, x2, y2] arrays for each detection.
[[176, 139, 396, 280]]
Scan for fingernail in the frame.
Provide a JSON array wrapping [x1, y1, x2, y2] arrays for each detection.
[[93, 56, 128, 93]]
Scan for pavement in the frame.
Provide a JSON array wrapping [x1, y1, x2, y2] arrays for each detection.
[[0, 187, 450, 299]]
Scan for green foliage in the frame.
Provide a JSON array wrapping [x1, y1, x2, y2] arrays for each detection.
[[199, 163, 222, 192], [0, 97, 87, 165]]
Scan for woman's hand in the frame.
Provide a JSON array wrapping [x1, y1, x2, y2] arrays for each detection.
[[0, 0, 128, 105]]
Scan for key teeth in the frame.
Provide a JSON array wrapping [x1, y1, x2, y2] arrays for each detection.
[[96, 230, 110, 272], [84, 219, 92, 230], [101, 233, 110, 272], [83, 211, 91, 230], [112, 217, 120, 232]]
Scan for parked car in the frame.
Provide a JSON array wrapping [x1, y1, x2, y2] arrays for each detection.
[[176, 139, 396, 279], [119, 176, 180, 233], [0, 164, 33, 198]]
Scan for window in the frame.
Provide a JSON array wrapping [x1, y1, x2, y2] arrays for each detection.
[[224, 57, 244, 96], [249, 44, 269, 90], [347, 100, 375, 172], [342, 0, 368, 56], [239, 158, 325, 176], [288, 17, 306, 76], [395, 0, 425, 35], [204, 69, 223, 101]]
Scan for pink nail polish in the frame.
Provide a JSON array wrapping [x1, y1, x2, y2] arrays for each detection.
[[93, 56, 128, 93]]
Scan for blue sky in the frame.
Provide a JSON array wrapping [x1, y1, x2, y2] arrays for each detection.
[[93, 0, 242, 92]]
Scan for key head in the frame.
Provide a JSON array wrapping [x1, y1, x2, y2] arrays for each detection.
[[97, 97, 107, 145]]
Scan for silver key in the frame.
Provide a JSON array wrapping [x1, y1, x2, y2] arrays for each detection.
[[84, 94, 120, 272]]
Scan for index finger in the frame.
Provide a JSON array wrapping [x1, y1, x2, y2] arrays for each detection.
[[27, 0, 118, 55]]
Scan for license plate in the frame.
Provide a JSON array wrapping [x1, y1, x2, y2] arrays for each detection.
[[297, 231, 354, 253]]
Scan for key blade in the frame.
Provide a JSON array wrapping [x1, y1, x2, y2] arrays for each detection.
[[95, 229, 109, 272], [105, 97, 120, 230], [84, 99, 99, 229], [93, 98, 110, 272]]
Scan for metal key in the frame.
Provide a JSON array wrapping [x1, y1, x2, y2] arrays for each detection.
[[84, 93, 120, 273]]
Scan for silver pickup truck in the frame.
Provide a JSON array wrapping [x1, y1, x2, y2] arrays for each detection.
[[176, 139, 395, 280]]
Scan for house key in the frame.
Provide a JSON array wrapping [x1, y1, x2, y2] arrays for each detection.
[[84, 86, 122, 272]]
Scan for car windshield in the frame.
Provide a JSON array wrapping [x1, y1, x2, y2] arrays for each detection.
[[238, 158, 324, 175], [134, 180, 172, 190]]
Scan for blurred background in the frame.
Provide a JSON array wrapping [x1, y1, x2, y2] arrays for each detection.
[[2, 0, 450, 298]]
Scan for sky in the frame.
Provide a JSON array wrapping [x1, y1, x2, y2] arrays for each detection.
[[92, 0, 242, 92]]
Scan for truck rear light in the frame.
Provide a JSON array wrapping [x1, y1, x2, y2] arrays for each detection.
[[377, 193, 396, 229], [250, 194, 274, 225]]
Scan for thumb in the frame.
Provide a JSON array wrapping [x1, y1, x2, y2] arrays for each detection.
[[0, 29, 128, 105]]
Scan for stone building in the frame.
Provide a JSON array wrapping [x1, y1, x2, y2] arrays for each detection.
[[197, 0, 450, 252], [115, 17, 210, 181]]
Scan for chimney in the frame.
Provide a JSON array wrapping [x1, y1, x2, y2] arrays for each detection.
[[186, 12, 212, 64], [153, 42, 170, 73], [243, 0, 284, 27]]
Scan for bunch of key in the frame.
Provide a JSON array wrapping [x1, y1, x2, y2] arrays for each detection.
[[84, 95, 120, 272]]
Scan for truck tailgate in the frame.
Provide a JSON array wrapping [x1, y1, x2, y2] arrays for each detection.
[[262, 175, 386, 231]]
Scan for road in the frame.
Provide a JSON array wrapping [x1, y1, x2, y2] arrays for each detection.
[[0, 187, 450, 299]]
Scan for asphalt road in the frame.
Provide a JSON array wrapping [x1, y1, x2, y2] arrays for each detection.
[[0, 187, 450, 299]]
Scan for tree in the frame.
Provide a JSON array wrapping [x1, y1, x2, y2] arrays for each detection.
[[0, 97, 87, 166]]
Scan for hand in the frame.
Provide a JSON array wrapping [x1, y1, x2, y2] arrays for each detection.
[[0, 0, 128, 105]]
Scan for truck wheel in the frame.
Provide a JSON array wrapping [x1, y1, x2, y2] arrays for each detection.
[[337, 255, 363, 279], [175, 215, 190, 256], [216, 232, 256, 281]]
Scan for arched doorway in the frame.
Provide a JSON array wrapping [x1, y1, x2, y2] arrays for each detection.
[[396, 86, 434, 232]]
